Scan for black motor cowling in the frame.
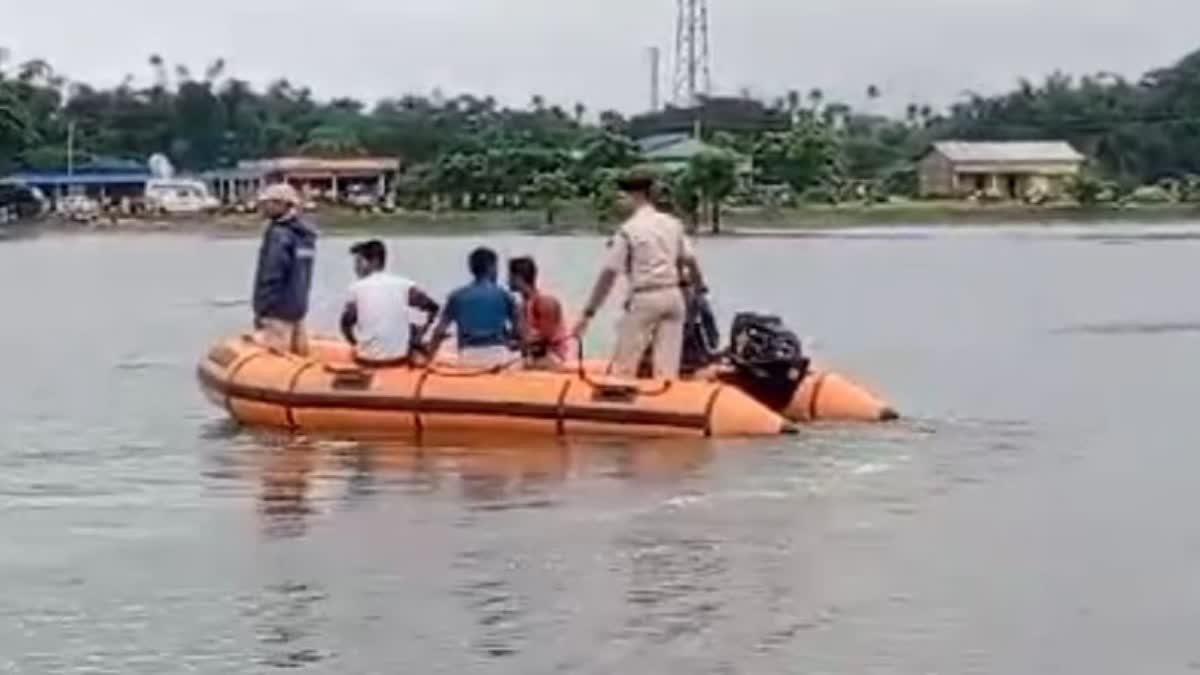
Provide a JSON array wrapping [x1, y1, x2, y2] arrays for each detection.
[[720, 312, 810, 411]]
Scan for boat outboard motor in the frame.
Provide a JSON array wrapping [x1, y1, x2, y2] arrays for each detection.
[[720, 312, 810, 411]]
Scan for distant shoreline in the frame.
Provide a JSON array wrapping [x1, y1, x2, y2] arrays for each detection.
[[7, 201, 1200, 238]]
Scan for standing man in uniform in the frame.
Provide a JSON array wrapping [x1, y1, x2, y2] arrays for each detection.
[[251, 183, 318, 356], [572, 173, 707, 379]]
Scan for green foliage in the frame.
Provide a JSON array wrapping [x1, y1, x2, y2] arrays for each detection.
[[589, 167, 624, 225], [666, 167, 702, 230], [9, 44, 1200, 214], [800, 184, 839, 205], [1128, 184, 1174, 204], [299, 124, 366, 158], [879, 164, 918, 198], [1065, 175, 1111, 206], [1179, 174, 1200, 203], [687, 150, 738, 233], [577, 132, 638, 177], [520, 170, 576, 225], [752, 124, 842, 194]]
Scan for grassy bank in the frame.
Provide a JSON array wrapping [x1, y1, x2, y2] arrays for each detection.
[[719, 201, 1200, 230], [18, 199, 1200, 238], [320, 200, 1200, 232]]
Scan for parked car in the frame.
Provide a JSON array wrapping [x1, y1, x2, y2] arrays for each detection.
[[144, 179, 220, 215], [346, 190, 378, 212], [59, 194, 102, 221], [0, 184, 49, 222]]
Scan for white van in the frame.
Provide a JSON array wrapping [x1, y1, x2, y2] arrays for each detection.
[[144, 179, 220, 215]]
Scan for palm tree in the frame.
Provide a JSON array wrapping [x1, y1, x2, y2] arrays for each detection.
[[786, 89, 803, 128], [17, 59, 53, 84], [919, 104, 934, 128], [824, 103, 852, 130], [204, 58, 226, 84], [866, 84, 881, 101], [530, 94, 546, 112], [573, 102, 586, 124], [598, 109, 626, 133], [688, 150, 738, 234], [148, 54, 168, 90], [906, 103, 919, 125], [808, 88, 824, 112]]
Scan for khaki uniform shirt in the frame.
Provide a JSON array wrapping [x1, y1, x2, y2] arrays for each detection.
[[604, 205, 695, 292]]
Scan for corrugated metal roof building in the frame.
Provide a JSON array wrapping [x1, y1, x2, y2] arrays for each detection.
[[638, 135, 752, 176], [202, 156, 401, 204], [0, 158, 152, 200], [918, 141, 1085, 199]]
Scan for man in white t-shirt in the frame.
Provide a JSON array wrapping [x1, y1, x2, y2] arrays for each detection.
[[341, 240, 440, 366]]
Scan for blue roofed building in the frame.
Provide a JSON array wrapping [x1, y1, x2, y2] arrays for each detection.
[[0, 157, 151, 205]]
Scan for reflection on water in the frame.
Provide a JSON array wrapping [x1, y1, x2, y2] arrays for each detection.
[[224, 433, 719, 540], [204, 433, 727, 667]]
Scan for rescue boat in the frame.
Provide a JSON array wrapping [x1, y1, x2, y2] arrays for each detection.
[[197, 334, 792, 438], [196, 334, 896, 439]]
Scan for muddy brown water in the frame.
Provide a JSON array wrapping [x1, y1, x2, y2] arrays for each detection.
[[2, 225, 1199, 673]]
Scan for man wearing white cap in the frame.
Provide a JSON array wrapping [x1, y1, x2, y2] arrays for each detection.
[[251, 183, 318, 355]]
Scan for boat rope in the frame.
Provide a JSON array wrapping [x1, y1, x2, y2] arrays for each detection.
[[574, 339, 673, 397], [420, 357, 525, 378]]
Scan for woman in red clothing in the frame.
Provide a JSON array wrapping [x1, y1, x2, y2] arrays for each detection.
[[508, 256, 571, 369]]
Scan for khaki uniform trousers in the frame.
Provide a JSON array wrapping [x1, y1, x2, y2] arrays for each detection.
[[610, 288, 686, 379], [256, 318, 310, 356]]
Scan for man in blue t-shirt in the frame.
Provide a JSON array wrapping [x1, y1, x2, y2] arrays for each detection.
[[425, 247, 524, 368]]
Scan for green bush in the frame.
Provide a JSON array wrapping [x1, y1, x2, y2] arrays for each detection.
[[800, 184, 839, 205], [1127, 184, 1174, 204]]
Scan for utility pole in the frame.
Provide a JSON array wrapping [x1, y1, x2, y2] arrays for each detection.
[[648, 46, 662, 111], [67, 120, 76, 177]]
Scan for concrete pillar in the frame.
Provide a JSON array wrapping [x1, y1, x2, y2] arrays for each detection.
[[377, 173, 386, 197], [330, 174, 339, 200]]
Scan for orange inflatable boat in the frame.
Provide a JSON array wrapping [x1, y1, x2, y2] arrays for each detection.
[[197, 332, 896, 439], [198, 335, 793, 438]]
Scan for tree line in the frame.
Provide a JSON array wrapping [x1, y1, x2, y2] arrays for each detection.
[[6, 45, 1200, 227]]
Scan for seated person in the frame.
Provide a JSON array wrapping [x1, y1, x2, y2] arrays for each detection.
[[340, 239, 439, 366], [508, 256, 569, 369], [425, 247, 525, 368], [680, 280, 720, 377]]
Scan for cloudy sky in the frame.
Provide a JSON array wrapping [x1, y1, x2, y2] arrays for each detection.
[[3, 0, 1196, 113]]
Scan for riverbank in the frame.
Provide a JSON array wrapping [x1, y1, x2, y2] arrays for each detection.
[[10, 199, 1200, 237]]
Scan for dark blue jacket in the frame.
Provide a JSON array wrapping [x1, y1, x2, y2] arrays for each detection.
[[252, 215, 317, 322]]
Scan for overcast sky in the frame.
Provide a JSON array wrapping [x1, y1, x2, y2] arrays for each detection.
[[3, 0, 1197, 114]]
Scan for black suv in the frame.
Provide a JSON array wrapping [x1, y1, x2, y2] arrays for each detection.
[[0, 184, 47, 222]]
